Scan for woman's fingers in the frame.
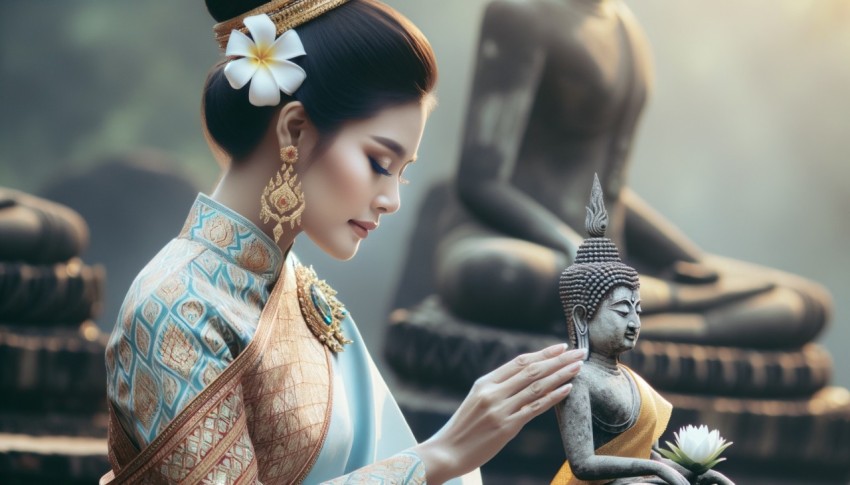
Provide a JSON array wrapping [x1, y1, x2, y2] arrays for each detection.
[[502, 357, 582, 414], [498, 347, 585, 398], [482, 343, 569, 384], [508, 381, 574, 424]]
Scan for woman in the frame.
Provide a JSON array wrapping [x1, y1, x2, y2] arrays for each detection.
[[102, 1, 584, 483]]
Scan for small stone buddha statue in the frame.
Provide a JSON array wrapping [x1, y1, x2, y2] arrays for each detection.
[[553, 176, 733, 485], [434, 0, 831, 348]]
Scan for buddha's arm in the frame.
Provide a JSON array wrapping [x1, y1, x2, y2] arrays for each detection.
[[456, 1, 582, 257], [621, 188, 705, 269], [557, 384, 688, 484]]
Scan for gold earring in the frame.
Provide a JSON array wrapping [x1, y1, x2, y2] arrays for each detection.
[[260, 144, 305, 242]]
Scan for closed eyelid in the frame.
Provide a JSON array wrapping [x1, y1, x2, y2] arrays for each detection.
[[368, 157, 392, 176], [610, 301, 637, 313]]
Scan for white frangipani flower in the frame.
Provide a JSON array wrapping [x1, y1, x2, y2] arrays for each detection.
[[224, 14, 307, 107], [659, 425, 732, 475]]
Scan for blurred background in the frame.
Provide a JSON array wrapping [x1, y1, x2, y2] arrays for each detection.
[[1, 0, 848, 420]]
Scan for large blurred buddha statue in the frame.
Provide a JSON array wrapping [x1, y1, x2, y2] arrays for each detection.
[[435, 0, 831, 348]]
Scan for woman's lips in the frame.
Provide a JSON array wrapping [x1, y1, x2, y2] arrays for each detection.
[[348, 220, 378, 239]]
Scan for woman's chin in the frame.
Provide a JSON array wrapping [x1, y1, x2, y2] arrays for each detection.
[[316, 239, 361, 261]]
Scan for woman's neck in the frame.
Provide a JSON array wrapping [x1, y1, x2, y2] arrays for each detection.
[[210, 153, 300, 254]]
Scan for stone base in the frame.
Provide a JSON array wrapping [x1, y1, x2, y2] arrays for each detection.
[[385, 297, 833, 398], [0, 432, 108, 484], [0, 412, 107, 438], [0, 324, 107, 413], [665, 387, 850, 468], [0, 259, 105, 324]]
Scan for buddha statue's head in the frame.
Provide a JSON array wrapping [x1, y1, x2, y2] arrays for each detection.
[[560, 175, 641, 360]]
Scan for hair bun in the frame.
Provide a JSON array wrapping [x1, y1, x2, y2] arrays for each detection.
[[205, 0, 268, 22]]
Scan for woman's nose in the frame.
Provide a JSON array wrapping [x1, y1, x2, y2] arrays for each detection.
[[373, 181, 401, 214]]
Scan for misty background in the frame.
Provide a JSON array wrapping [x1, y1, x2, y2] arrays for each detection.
[[1, 1, 848, 391]]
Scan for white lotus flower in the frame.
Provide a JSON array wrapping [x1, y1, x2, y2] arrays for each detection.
[[223, 14, 307, 107], [659, 425, 733, 475]]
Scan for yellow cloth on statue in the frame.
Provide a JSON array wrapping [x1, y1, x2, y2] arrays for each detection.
[[551, 366, 672, 485]]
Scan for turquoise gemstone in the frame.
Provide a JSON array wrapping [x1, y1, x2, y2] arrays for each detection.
[[310, 284, 333, 325]]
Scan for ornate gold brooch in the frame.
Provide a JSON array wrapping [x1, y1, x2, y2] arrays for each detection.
[[294, 263, 352, 352]]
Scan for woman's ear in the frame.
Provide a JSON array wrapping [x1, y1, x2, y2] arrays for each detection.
[[275, 101, 311, 148]]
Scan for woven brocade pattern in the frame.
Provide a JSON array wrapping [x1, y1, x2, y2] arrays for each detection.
[[105, 194, 282, 448], [324, 451, 426, 485], [243, 263, 333, 484]]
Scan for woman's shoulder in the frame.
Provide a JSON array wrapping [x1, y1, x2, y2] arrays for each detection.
[[107, 239, 265, 380]]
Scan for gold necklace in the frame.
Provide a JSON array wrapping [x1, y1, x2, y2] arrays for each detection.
[[294, 263, 352, 352]]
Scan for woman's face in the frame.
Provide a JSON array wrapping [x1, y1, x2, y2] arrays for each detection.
[[299, 101, 427, 260]]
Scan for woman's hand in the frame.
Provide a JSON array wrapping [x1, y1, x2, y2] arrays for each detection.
[[413, 343, 585, 484]]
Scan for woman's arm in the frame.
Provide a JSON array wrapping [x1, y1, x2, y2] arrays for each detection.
[[320, 344, 584, 485], [557, 384, 689, 485], [410, 344, 585, 484], [456, 1, 583, 256]]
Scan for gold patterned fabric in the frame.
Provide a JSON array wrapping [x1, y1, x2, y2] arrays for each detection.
[[103, 194, 434, 484], [324, 451, 426, 484], [244, 259, 333, 484], [105, 194, 282, 450], [551, 366, 673, 485]]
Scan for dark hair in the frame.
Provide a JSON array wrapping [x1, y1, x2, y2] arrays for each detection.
[[203, 0, 438, 162]]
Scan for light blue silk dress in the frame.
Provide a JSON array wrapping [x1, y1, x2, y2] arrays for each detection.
[[105, 193, 480, 484]]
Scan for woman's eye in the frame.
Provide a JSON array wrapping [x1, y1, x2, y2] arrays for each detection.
[[369, 157, 392, 176]]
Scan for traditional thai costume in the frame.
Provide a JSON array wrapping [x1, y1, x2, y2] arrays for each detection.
[[103, 194, 481, 484]]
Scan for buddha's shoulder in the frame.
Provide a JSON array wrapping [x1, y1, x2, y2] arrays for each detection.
[[482, 0, 550, 32], [483, 0, 576, 29]]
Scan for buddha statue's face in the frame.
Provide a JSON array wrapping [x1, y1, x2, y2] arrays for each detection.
[[587, 286, 641, 357]]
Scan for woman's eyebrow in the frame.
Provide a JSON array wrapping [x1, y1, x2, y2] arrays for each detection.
[[372, 135, 416, 162]]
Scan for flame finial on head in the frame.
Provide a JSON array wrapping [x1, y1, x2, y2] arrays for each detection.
[[585, 173, 608, 238]]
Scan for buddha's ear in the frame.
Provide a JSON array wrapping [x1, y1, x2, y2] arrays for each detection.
[[572, 305, 590, 357], [572, 305, 588, 336]]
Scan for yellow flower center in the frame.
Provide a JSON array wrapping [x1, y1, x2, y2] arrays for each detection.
[[250, 43, 273, 67]]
